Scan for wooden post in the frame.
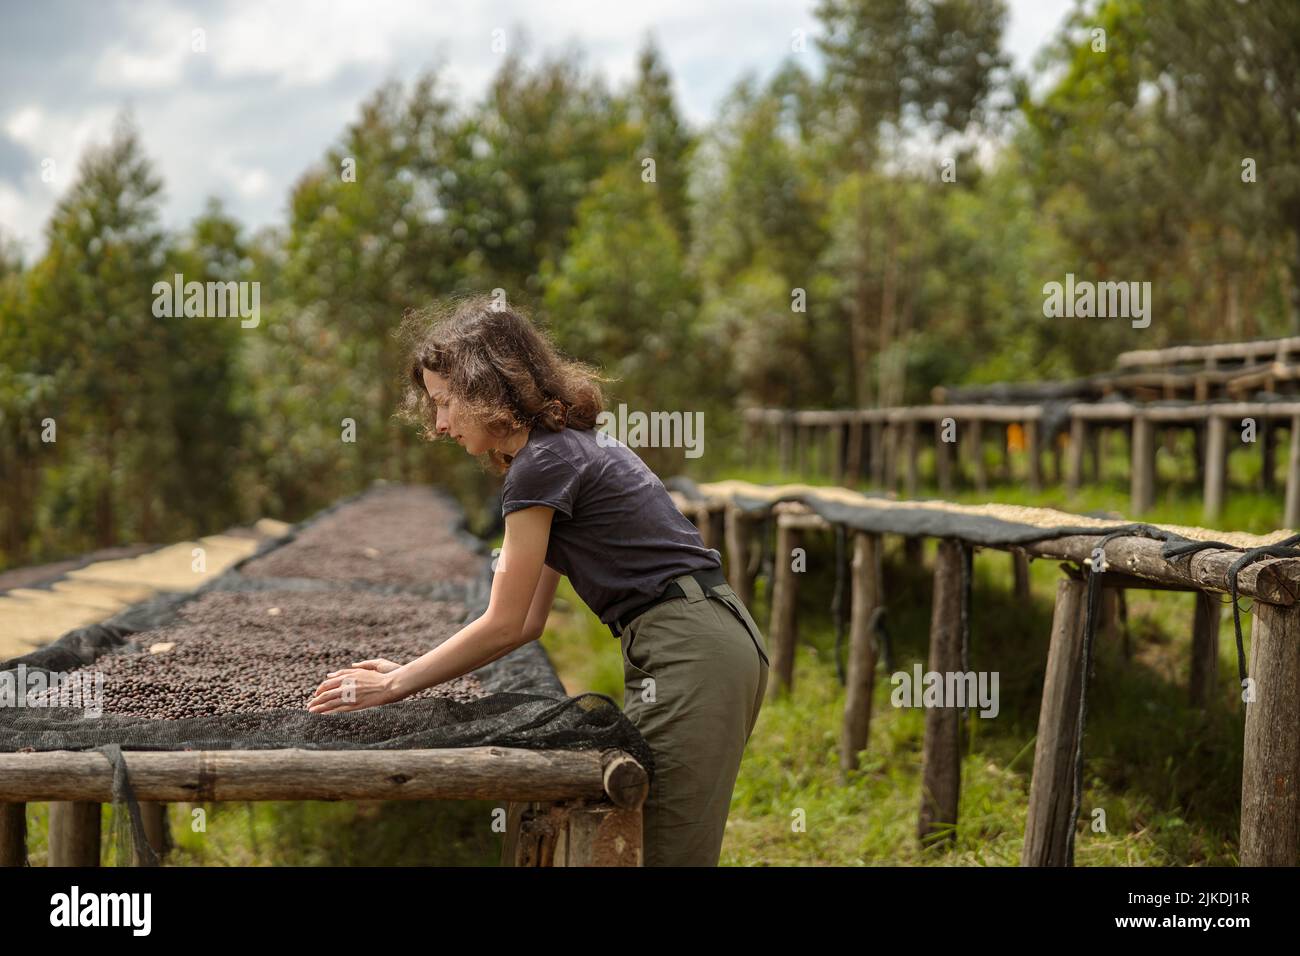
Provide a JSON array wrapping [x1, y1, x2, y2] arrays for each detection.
[[700, 505, 726, 554], [1192, 422, 1206, 489], [501, 800, 528, 865], [1012, 551, 1031, 602], [1025, 420, 1042, 492], [870, 421, 886, 487], [840, 533, 883, 775], [1087, 426, 1101, 483], [935, 421, 954, 495], [552, 801, 643, 867], [767, 517, 803, 699], [49, 802, 101, 867], [1067, 416, 1086, 493], [829, 424, 844, 484], [724, 504, 757, 608], [1261, 418, 1276, 492], [918, 540, 965, 848], [1203, 413, 1227, 523], [0, 804, 25, 867], [1189, 591, 1220, 708], [1285, 415, 1300, 529], [779, 418, 794, 474], [969, 419, 987, 493], [846, 421, 864, 485], [882, 423, 899, 491], [1131, 413, 1156, 514], [904, 419, 919, 497], [135, 802, 168, 866], [1021, 576, 1088, 867], [1240, 601, 1300, 866]]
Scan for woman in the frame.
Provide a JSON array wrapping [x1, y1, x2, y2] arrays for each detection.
[[308, 294, 769, 867]]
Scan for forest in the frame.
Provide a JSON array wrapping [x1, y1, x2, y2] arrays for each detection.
[[2, 0, 1297, 570]]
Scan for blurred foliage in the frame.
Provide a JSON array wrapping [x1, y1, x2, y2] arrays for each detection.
[[3, 2, 1300, 568]]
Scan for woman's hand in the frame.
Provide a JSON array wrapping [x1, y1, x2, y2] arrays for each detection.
[[340, 658, 402, 675], [307, 666, 400, 714]]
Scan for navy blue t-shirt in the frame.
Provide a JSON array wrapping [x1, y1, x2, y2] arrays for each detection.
[[500, 425, 721, 625]]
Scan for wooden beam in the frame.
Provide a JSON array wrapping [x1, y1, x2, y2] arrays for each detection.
[[1019, 535, 1297, 605], [0, 748, 638, 805]]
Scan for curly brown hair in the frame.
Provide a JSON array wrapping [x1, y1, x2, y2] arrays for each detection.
[[396, 293, 611, 475]]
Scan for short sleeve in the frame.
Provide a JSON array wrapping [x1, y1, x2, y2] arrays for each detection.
[[501, 449, 580, 520]]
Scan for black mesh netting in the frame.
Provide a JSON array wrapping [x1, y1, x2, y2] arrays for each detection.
[[0, 481, 653, 866]]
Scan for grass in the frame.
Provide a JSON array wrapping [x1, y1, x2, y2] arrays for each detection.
[[19, 447, 1268, 866]]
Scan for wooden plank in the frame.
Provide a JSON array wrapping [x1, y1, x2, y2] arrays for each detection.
[[918, 540, 965, 848], [1021, 576, 1088, 867], [1240, 601, 1300, 865]]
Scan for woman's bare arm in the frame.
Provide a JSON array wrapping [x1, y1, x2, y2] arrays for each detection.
[[385, 505, 554, 699]]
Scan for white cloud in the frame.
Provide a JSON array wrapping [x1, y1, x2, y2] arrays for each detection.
[[1, 0, 1074, 257]]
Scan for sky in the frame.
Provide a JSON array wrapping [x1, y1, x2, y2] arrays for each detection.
[[0, 0, 1079, 260]]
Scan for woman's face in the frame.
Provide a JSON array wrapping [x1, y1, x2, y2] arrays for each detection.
[[422, 369, 494, 455]]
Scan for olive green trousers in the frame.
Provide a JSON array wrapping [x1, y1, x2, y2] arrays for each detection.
[[617, 573, 770, 866]]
